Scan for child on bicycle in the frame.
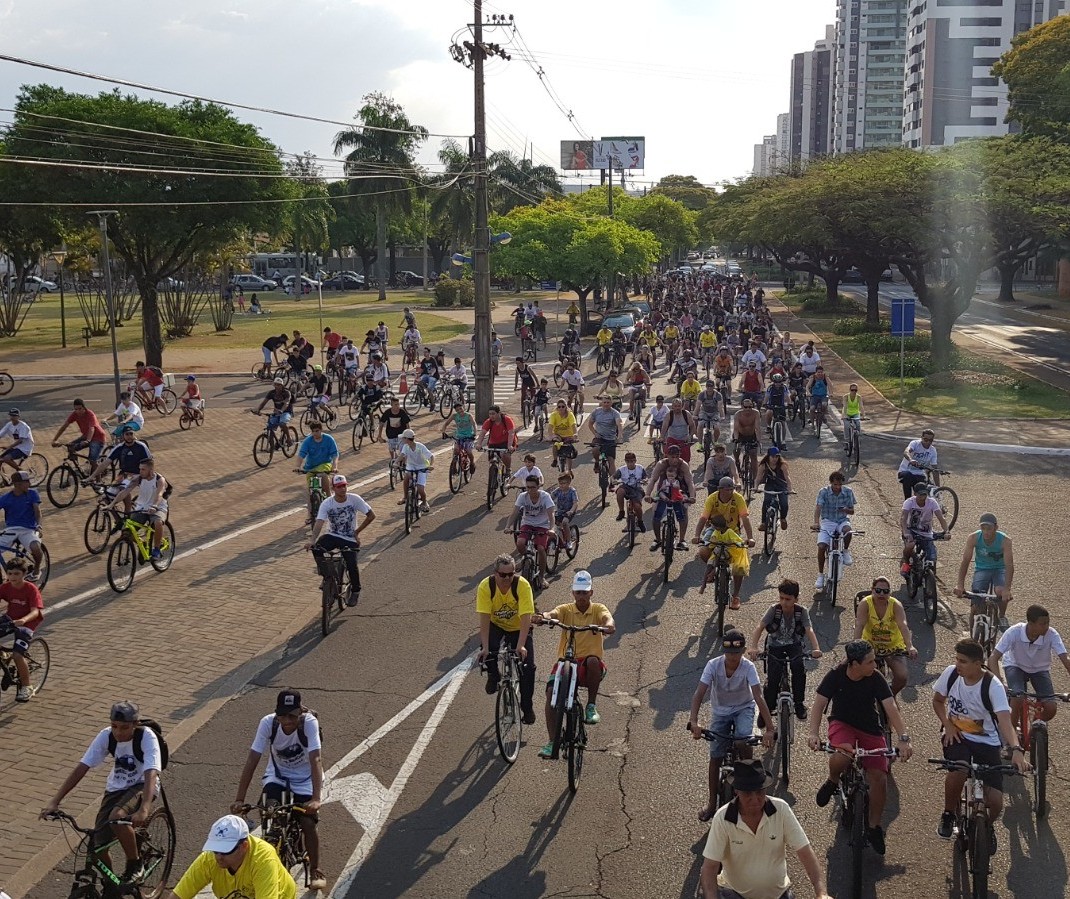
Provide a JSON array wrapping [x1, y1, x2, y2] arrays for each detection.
[[697, 514, 749, 599], [441, 403, 477, 475], [532, 379, 551, 425], [510, 454, 543, 488], [0, 556, 44, 701], [550, 473, 578, 552], [178, 376, 202, 416]]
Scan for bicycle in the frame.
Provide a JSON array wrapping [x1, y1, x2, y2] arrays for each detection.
[[298, 399, 336, 436], [537, 618, 611, 792], [546, 519, 580, 574], [907, 533, 948, 625], [349, 402, 380, 450], [106, 513, 176, 594], [1005, 690, 1070, 820], [438, 381, 471, 419], [0, 625, 50, 711], [699, 540, 744, 637], [843, 415, 865, 466], [249, 411, 298, 468], [511, 520, 545, 591], [616, 478, 647, 552], [567, 387, 584, 424], [927, 758, 1024, 899], [0, 530, 51, 591], [0, 370, 13, 395], [811, 525, 866, 607], [177, 399, 205, 430], [964, 588, 1001, 656], [734, 440, 759, 503], [628, 386, 647, 427], [311, 547, 350, 638], [824, 743, 899, 899], [46, 443, 98, 508], [687, 722, 763, 810], [769, 404, 788, 449], [757, 648, 815, 784], [296, 470, 327, 525], [403, 467, 428, 535], [484, 645, 524, 764], [810, 396, 829, 438], [130, 383, 177, 416], [83, 483, 126, 555], [920, 464, 959, 533], [238, 797, 311, 888], [444, 439, 474, 494], [595, 344, 610, 374], [0, 451, 49, 488], [532, 400, 548, 442], [585, 442, 612, 508], [482, 447, 509, 511], [552, 354, 580, 388], [757, 489, 792, 560], [42, 805, 175, 899], [404, 379, 440, 414]]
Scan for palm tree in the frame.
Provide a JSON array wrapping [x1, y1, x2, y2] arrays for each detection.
[[430, 138, 476, 257], [489, 150, 563, 214], [333, 93, 427, 300], [286, 153, 334, 282]]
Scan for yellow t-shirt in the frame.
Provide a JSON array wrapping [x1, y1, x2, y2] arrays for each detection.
[[680, 379, 702, 401], [550, 602, 611, 660], [548, 409, 578, 439], [663, 325, 680, 341], [699, 332, 717, 349], [173, 837, 297, 899], [702, 490, 748, 532], [476, 574, 535, 633], [861, 595, 907, 653], [640, 332, 659, 347], [596, 329, 613, 346]]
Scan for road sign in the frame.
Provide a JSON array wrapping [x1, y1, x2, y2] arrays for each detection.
[[891, 297, 915, 337]]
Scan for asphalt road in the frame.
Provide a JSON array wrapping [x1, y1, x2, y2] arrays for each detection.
[[14, 347, 1070, 899]]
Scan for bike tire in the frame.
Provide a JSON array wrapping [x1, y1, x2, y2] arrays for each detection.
[[599, 468, 608, 509], [968, 814, 989, 899], [772, 420, 786, 449], [851, 429, 860, 466], [717, 770, 734, 810], [84, 507, 116, 555], [299, 410, 314, 436], [158, 389, 178, 415], [907, 563, 921, 601], [448, 456, 461, 494], [253, 434, 273, 468], [107, 535, 137, 593], [851, 785, 867, 899], [779, 698, 792, 783], [550, 675, 569, 760], [146, 522, 176, 573], [179, 411, 193, 430], [546, 534, 561, 574], [522, 399, 532, 429], [923, 567, 938, 625], [404, 489, 413, 535], [565, 524, 580, 560], [499, 467, 508, 498], [321, 580, 334, 637], [486, 466, 496, 511], [403, 388, 422, 414], [280, 426, 298, 459], [46, 463, 79, 508], [716, 568, 730, 634], [32, 542, 51, 591], [520, 553, 535, 586], [628, 513, 637, 550], [22, 636, 50, 695], [0, 371, 13, 394], [351, 418, 367, 452], [552, 363, 563, 388], [568, 711, 585, 793], [829, 557, 839, 606], [763, 505, 777, 558], [137, 805, 176, 899], [715, 594, 726, 642], [662, 521, 675, 583], [932, 486, 959, 534], [495, 682, 523, 764], [1032, 724, 1048, 820], [24, 453, 48, 488]]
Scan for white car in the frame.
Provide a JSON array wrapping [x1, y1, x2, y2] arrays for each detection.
[[283, 275, 321, 294], [6, 275, 57, 293]]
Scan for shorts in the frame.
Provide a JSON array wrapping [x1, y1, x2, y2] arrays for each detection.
[[387, 437, 400, 453], [554, 441, 577, 459], [151, 383, 164, 399], [547, 657, 606, 690], [132, 508, 167, 526], [971, 570, 1006, 596], [262, 782, 319, 822], [654, 499, 687, 523], [708, 706, 756, 760], [9, 625, 34, 655], [554, 511, 575, 526], [736, 437, 759, 454], [1003, 666, 1054, 699], [827, 720, 891, 773], [817, 519, 851, 547], [741, 391, 763, 405], [0, 527, 41, 550], [304, 462, 334, 474], [453, 437, 474, 451], [268, 412, 293, 428], [904, 531, 936, 562], [592, 438, 617, 458], [942, 739, 1004, 791], [93, 786, 148, 848], [618, 483, 644, 502], [698, 413, 721, 427], [406, 469, 428, 487], [699, 539, 750, 576], [518, 525, 550, 549], [69, 436, 106, 462], [809, 395, 829, 408], [262, 347, 273, 364], [0, 448, 27, 462]]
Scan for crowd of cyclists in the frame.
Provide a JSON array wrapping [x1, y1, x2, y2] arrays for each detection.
[[1, 267, 1064, 899]]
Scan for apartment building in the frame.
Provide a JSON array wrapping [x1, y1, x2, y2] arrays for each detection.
[[789, 25, 836, 164]]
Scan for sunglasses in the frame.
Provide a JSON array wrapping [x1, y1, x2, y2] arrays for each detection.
[[495, 569, 515, 577], [872, 587, 891, 594]]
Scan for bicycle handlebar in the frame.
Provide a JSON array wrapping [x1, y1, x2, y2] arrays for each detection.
[[756, 651, 816, 661], [1006, 690, 1070, 702], [927, 759, 1022, 775], [236, 802, 307, 815], [686, 722, 762, 744], [962, 590, 1000, 602], [43, 810, 135, 835], [821, 742, 898, 758], [536, 618, 609, 634]]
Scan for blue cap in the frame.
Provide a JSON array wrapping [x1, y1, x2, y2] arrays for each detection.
[[768, 446, 780, 456]]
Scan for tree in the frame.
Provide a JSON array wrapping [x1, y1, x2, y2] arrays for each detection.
[[3, 85, 292, 364], [429, 139, 475, 256], [333, 93, 428, 301], [326, 182, 377, 282], [651, 174, 717, 212], [618, 193, 697, 263], [992, 16, 1070, 139], [285, 153, 334, 275], [488, 150, 562, 214]]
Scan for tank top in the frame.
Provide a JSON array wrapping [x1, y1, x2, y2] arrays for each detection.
[[705, 458, 733, 485], [810, 378, 829, 398], [844, 394, 861, 417], [973, 530, 1006, 570], [135, 474, 168, 513], [762, 459, 788, 492], [861, 595, 906, 653], [665, 411, 691, 440]]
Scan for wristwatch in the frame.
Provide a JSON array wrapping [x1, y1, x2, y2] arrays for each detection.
[[1009, 746, 1024, 753], [898, 734, 911, 743]]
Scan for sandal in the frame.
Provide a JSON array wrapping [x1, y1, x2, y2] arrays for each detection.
[[697, 806, 716, 823], [730, 596, 741, 610]]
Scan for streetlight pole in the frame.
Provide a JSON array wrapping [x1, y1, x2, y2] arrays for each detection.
[[50, 245, 68, 348], [88, 210, 122, 404]]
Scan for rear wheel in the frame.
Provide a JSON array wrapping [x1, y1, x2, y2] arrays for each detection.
[[715, 568, 730, 635], [21, 636, 51, 695], [404, 487, 414, 535], [150, 522, 176, 572], [1032, 724, 1048, 819], [351, 418, 368, 452], [136, 805, 176, 899], [968, 814, 990, 899], [495, 682, 523, 764], [84, 507, 116, 555], [567, 711, 585, 793], [714, 591, 726, 642], [850, 428, 860, 466], [486, 465, 497, 511], [850, 787, 867, 899], [778, 699, 792, 783], [33, 542, 51, 590], [0, 371, 13, 394], [23, 453, 48, 487], [546, 534, 561, 574], [448, 456, 462, 494], [321, 581, 334, 637], [253, 434, 274, 468], [828, 556, 840, 606], [46, 463, 79, 508], [763, 504, 777, 558], [158, 389, 178, 414], [107, 535, 137, 593], [923, 567, 938, 625], [932, 486, 959, 534], [599, 467, 608, 508]]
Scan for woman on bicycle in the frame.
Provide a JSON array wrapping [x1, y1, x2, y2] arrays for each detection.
[[756, 446, 792, 532], [602, 371, 624, 410], [852, 576, 917, 697], [624, 363, 651, 416], [806, 366, 833, 429], [441, 403, 477, 475]]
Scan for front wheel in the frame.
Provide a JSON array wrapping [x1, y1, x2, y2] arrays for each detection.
[[137, 805, 176, 899], [179, 411, 193, 431], [46, 463, 80, 508], [1032, 724, 1048, 819], [778, 699, 792, 783], [279, 426, 299, 458], [923, 567, 938, 625], [599, 467, 608, 508], [828, 556, 840, 606], [321, 581, 334, 637], [34, 542, 51, 591], [150, 522, 176, 572], [850, 785, 867, 899], [107, 535, 138, 593], [24, 453, 49, 487], [968, 814, 990, 899], [448, 455, 462, 494], [552, 363, 563, 388], [567, 711, 585, 793], [84, 507, 117, 555], [932, 486, 959, 534], [0, 371, 13, 394], [21, 636, 51, 695], [351, 418, 368, 452], [772, 420, 786, 449], [253, 433, 274, 468], [495, 682, 523, 764], [763, 505, 778, 558], [157, 389, 178, 415]]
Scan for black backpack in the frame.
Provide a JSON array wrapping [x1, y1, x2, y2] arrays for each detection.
[[269, 708, 323, 749], [767, 605, 806, 638], [108, 718, 169, 769], [945, 669, 999, 730], [483, 574, 520, 602]]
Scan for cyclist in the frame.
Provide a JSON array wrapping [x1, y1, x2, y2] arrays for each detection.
[[645, 394, 669, 442], [645, 445, 696, 553], [560, 360, 586, 412], [701, 443, 739, 494], [585, 395, 623, 474], [699, 325, 718, 367], [532, 378, 551, 429], [841, 383, 864, 451], [89, 427, 150, 494], [662, 398, 696, 462], [899, 482, 949, 577], [107, 457, 170, 560], [932, 639, 1028, 843], [40, 701, 161, 885], [51, 398, 107, 465], [306, 474, 375, 606], [731, 397, 761, 482], [354, 373, 384, 434], [851, 576, 917, 697], [897, 428, 939, 498], [748, 579, 822, 721], [602, 371, 625, 410], [323, 326, 342, 361], [807, 640, 913, 858], [738, 361, 764, 408], [813, 470, 856, 590], [0, 408, 32, 482], [507, 474, 555, 580], [0, 470, 44, 576], [510, 453, 544, 489], [177, 376, 203, 418], [417, 348, 440, 406], [712, 346, 734, 395], [377, 396, 412, 468], [513, 356, 538, 410], [306, 365, 333, 420], [624, 363, 651, 415], [988, 604, 1070, 731], [132, 362, 166, 408], [102, 392, 145, 438], [787, 361, 806, 410], [798, 341, 821, 375], [955, 512, 1014, 628], [679, 370, 702, 412], [445, 357, 469, 396], [763, 372, 789, 434], [363, 351, 390, 389], [255, 379, 294, 433], [169, 814, 296, 899], [297, 421, 339, 502], [230, 689, 326, 891], [398, 429, 433, 514], [595, 323, 613, 367], [547, 398, 578, 474], [549, 472, 578, 552], [755, 446, 791, 532], [0, 556, 44, 700], [261, 333, 290, 369], [560, 323, 580, 362], [613, 451, 646, 527], [806, 366, 832, 429], [694, 380, 724, 448], [741, 340, 766, 373], [690, 628, 776, 822], [401, 322, 421, 365], [441, 402, 477, 475], [694, 475, 754, 602], [338, 339, 361, 381], [477, 553, 537, 726], [400, 306, 417, 331], [475, 405, 516, 478]]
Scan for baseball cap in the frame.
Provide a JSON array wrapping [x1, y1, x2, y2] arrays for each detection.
[[912, 481, 930, 494], [718, 476, 734, 489], [401, 428, 416, 439], [768, 446, 780, 456], [110, 700, 140, 722], [273, 377, 285, 385], [202, 815, 250, 853], [275, 689, 302, 715], [979, 513, 997, 527], [12, 470, 31, 483], [331, 474, 347, 487], [667, 444, 681, 455], [722, 630, 746, 653], [571, 570, 593, 591], [8, 408, 20, 416], [186, 375, 196, 381]]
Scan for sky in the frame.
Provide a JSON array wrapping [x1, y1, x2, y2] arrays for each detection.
[[0, 0, 836, 190]]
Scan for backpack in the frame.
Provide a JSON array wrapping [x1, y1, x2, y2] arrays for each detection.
[[483, 574, 520, 602], [767, 605, 806, 639], [108, 718, 169, 769], [147, 366, 164, 379], [945, 669, 999, 730], [269, 708, 323, 749], [300, 342, 315, 360]]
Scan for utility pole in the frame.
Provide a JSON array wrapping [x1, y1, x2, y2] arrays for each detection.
[[88, 210, 123, 404]]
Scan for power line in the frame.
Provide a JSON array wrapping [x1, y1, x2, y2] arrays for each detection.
[[507, 23, 592, 141]]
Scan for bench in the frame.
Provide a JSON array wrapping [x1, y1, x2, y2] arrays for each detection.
[[81, 327, 93, 348]]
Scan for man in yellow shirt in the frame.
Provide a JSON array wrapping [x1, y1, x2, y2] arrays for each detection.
[[477, 552, 537, 723], [534, 570, 616, 757], [547, 398, 578, 472], [170, 815, 296, 899], [663, 323, 680, 344]]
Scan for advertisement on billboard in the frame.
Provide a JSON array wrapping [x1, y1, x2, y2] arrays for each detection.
[[560, 140, 595, 171], [593, 137, 645, 170]]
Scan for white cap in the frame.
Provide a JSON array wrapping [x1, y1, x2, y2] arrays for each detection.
[[332, 474, 347, 486], [571, 570, 593, 591], [202, 815, 249, 853], [401, 428, 416, 439]]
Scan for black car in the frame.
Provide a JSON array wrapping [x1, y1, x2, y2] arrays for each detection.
[[322, 274, 365, 290], [391, 271, 424, 287]]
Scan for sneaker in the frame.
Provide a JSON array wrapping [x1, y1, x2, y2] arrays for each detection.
[[16, 685, 33, 702], [484, 675, 499, 695], [816, 780, 837, 808], [649, 541, 661, 552], [309, 871, 328, 891], [842, 551, 854, 566], [538, 743, 555, 759], [867, 825, 886, 856], [122, 858, 146, 884], [937, 810, 955, 839], [150, 548, 162, 561], [616, 511, 625, 521], [420, 501, 431, 513], [585, 703, 601, 725], [675, 540, 688, 551], [522, 707, 537, 725], [346, 587, 361, 608], [780, 519, 788, 531], [900, 561, 912, 576], [638, 521, 646, 533], [795, 703, 808, 721], [815, 574, 826, 590]]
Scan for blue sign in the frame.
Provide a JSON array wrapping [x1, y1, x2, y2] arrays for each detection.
[[891, 298, 915, 337]]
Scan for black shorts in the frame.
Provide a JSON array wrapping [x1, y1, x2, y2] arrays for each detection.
[[262, 782, 319, 822], [93, 786, 148, 848], [942, 739, 1005, 791]]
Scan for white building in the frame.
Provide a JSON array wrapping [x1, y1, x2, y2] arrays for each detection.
[[752, 134, 779, 176]]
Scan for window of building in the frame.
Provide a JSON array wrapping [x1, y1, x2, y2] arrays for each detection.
[[960, 17, 1003, 26]]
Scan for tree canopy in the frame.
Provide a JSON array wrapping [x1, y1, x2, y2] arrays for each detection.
[[992, 15, 1070, 139]]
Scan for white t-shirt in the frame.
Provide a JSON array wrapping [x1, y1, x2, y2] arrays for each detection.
[[561, 369, 585, 388], [799, 350, 821, 374], [933, 664, 1009, 746], [316, 493, 372, 542], [897, 438, 938, 475], [339, 346, 360, 367], [251, 713, 322, 795], [511, 465, 543, 487], [701, 655, 760, 716], [133, 474, 168, 514], [115, 402, 145, 427], [902, 496, 942, 537], [514, 489, 556, 529], [996, 624, 1067, 674], [615, 464, 646, 488], [81, 726, 162, 793], [0, 421, 34, 454], [399, 441, 433, 472]]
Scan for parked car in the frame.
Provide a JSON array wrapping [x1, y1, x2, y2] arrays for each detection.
[[231, 274, 277, 291], [602, 310, 637, 345], [321, 273, 365, 290], [391, 271, 423, 287], [841, 269, 865, 284], [25, 275, 57, 293], [282, 275, 321, 292], [625, 299, 651, 318], [881, 268, 894, 282]]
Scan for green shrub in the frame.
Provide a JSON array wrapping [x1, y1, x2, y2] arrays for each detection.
[[831, 317, 887, 336], [884, 352, 932, 377], [433, 279, 460, 307], [456, 280, 475, 307], [855, 332, 931, 353]]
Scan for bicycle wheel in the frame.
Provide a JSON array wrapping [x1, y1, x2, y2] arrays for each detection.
[[1032, 724, 1048, 819], [627, 512, 637, 550], [779, 698, 792, 783], [932, 486, 959, 533], [923, 567, 938, 625], [599, 468, 608, 508], [34, 542, 51, 591], [158, 389, 178, 415], [552, 363, 563, 388], [851, 428, 860, 466], [404, 488, 414, 535], [107, 535, 137, 593], [298, 410, 314, 436], [850, 786, 867, 899], [546, 534, 560, 574], [84, 507, 116, 555], [499, 465, 508, 498], [715, 569, 730, 635], [772, 420, 786, 449], [828, 557, 839, 606], [321, 580, 334, 637], [46, 463, 79, 508], [351, 418, 367, 452], [662, 522, 675, 583], [486, 466, 497, 511], [714, 593, 726, 642], [565, 524, 579, 560], [717, 771, 733, 810], [444, 455, 460, 494], [568, 711, 585, 793], [550, 675, 569, 760], [280, 426, 299, 458], [24, 453, 48, 487], [150, 522, 176, 572], [179, 410, 193, 430], [0, 371, 13, 394], [763, 504, 777, 558], [23, 636, 51, 695], [522, 398, 532, 429], [520, 552, 535, 586], [495, 682, 523, 764], [253, 434, 274, 468], [968, 814, 989, 899], [137, 805, 176, 899]]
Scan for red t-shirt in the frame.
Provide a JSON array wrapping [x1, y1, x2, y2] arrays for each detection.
[[66, 409, 107, 444], [482, 415, 515, 446], [741, 370, 762, 392], [0, 581, 44, 631], [138, 367, 164, 387], [325, 332, 343, 350]]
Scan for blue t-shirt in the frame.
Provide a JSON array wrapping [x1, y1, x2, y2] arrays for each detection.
[[298, 434, 339, 469], [551, 486, 578, 515], [0, 488, 41, 529], [816, 485, 856, 523]]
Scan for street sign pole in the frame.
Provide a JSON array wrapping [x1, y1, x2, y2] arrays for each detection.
[[890, 297, 916, 408]]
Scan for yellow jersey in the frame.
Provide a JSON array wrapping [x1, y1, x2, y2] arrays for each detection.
[[639, 331, 659, 347], [680, 379, 702, 401], [476, 574, 535, 633], [548, 409, 578, 439], [701, 490, 748, 532], [596, 328, 613, 346], [860, 595, 907, 653], [173, 837, 296, 899], [549, 602, 611, 659], [663, 325, 680, 341], [699, 332, 717, 349]]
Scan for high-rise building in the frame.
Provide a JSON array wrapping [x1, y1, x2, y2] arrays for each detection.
[[903, 1, 1068, 147], [789, 25, 836, 164], [776, 113, 790, 167], [753, 135, 779, 176], [833, 0, 909, 153]]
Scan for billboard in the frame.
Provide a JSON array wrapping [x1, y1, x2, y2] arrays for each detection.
[[560, 140, 594, 171], [593, 136, 645, 170]]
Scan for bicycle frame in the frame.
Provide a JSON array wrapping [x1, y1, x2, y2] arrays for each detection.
[[120, 516, 163, 562]]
